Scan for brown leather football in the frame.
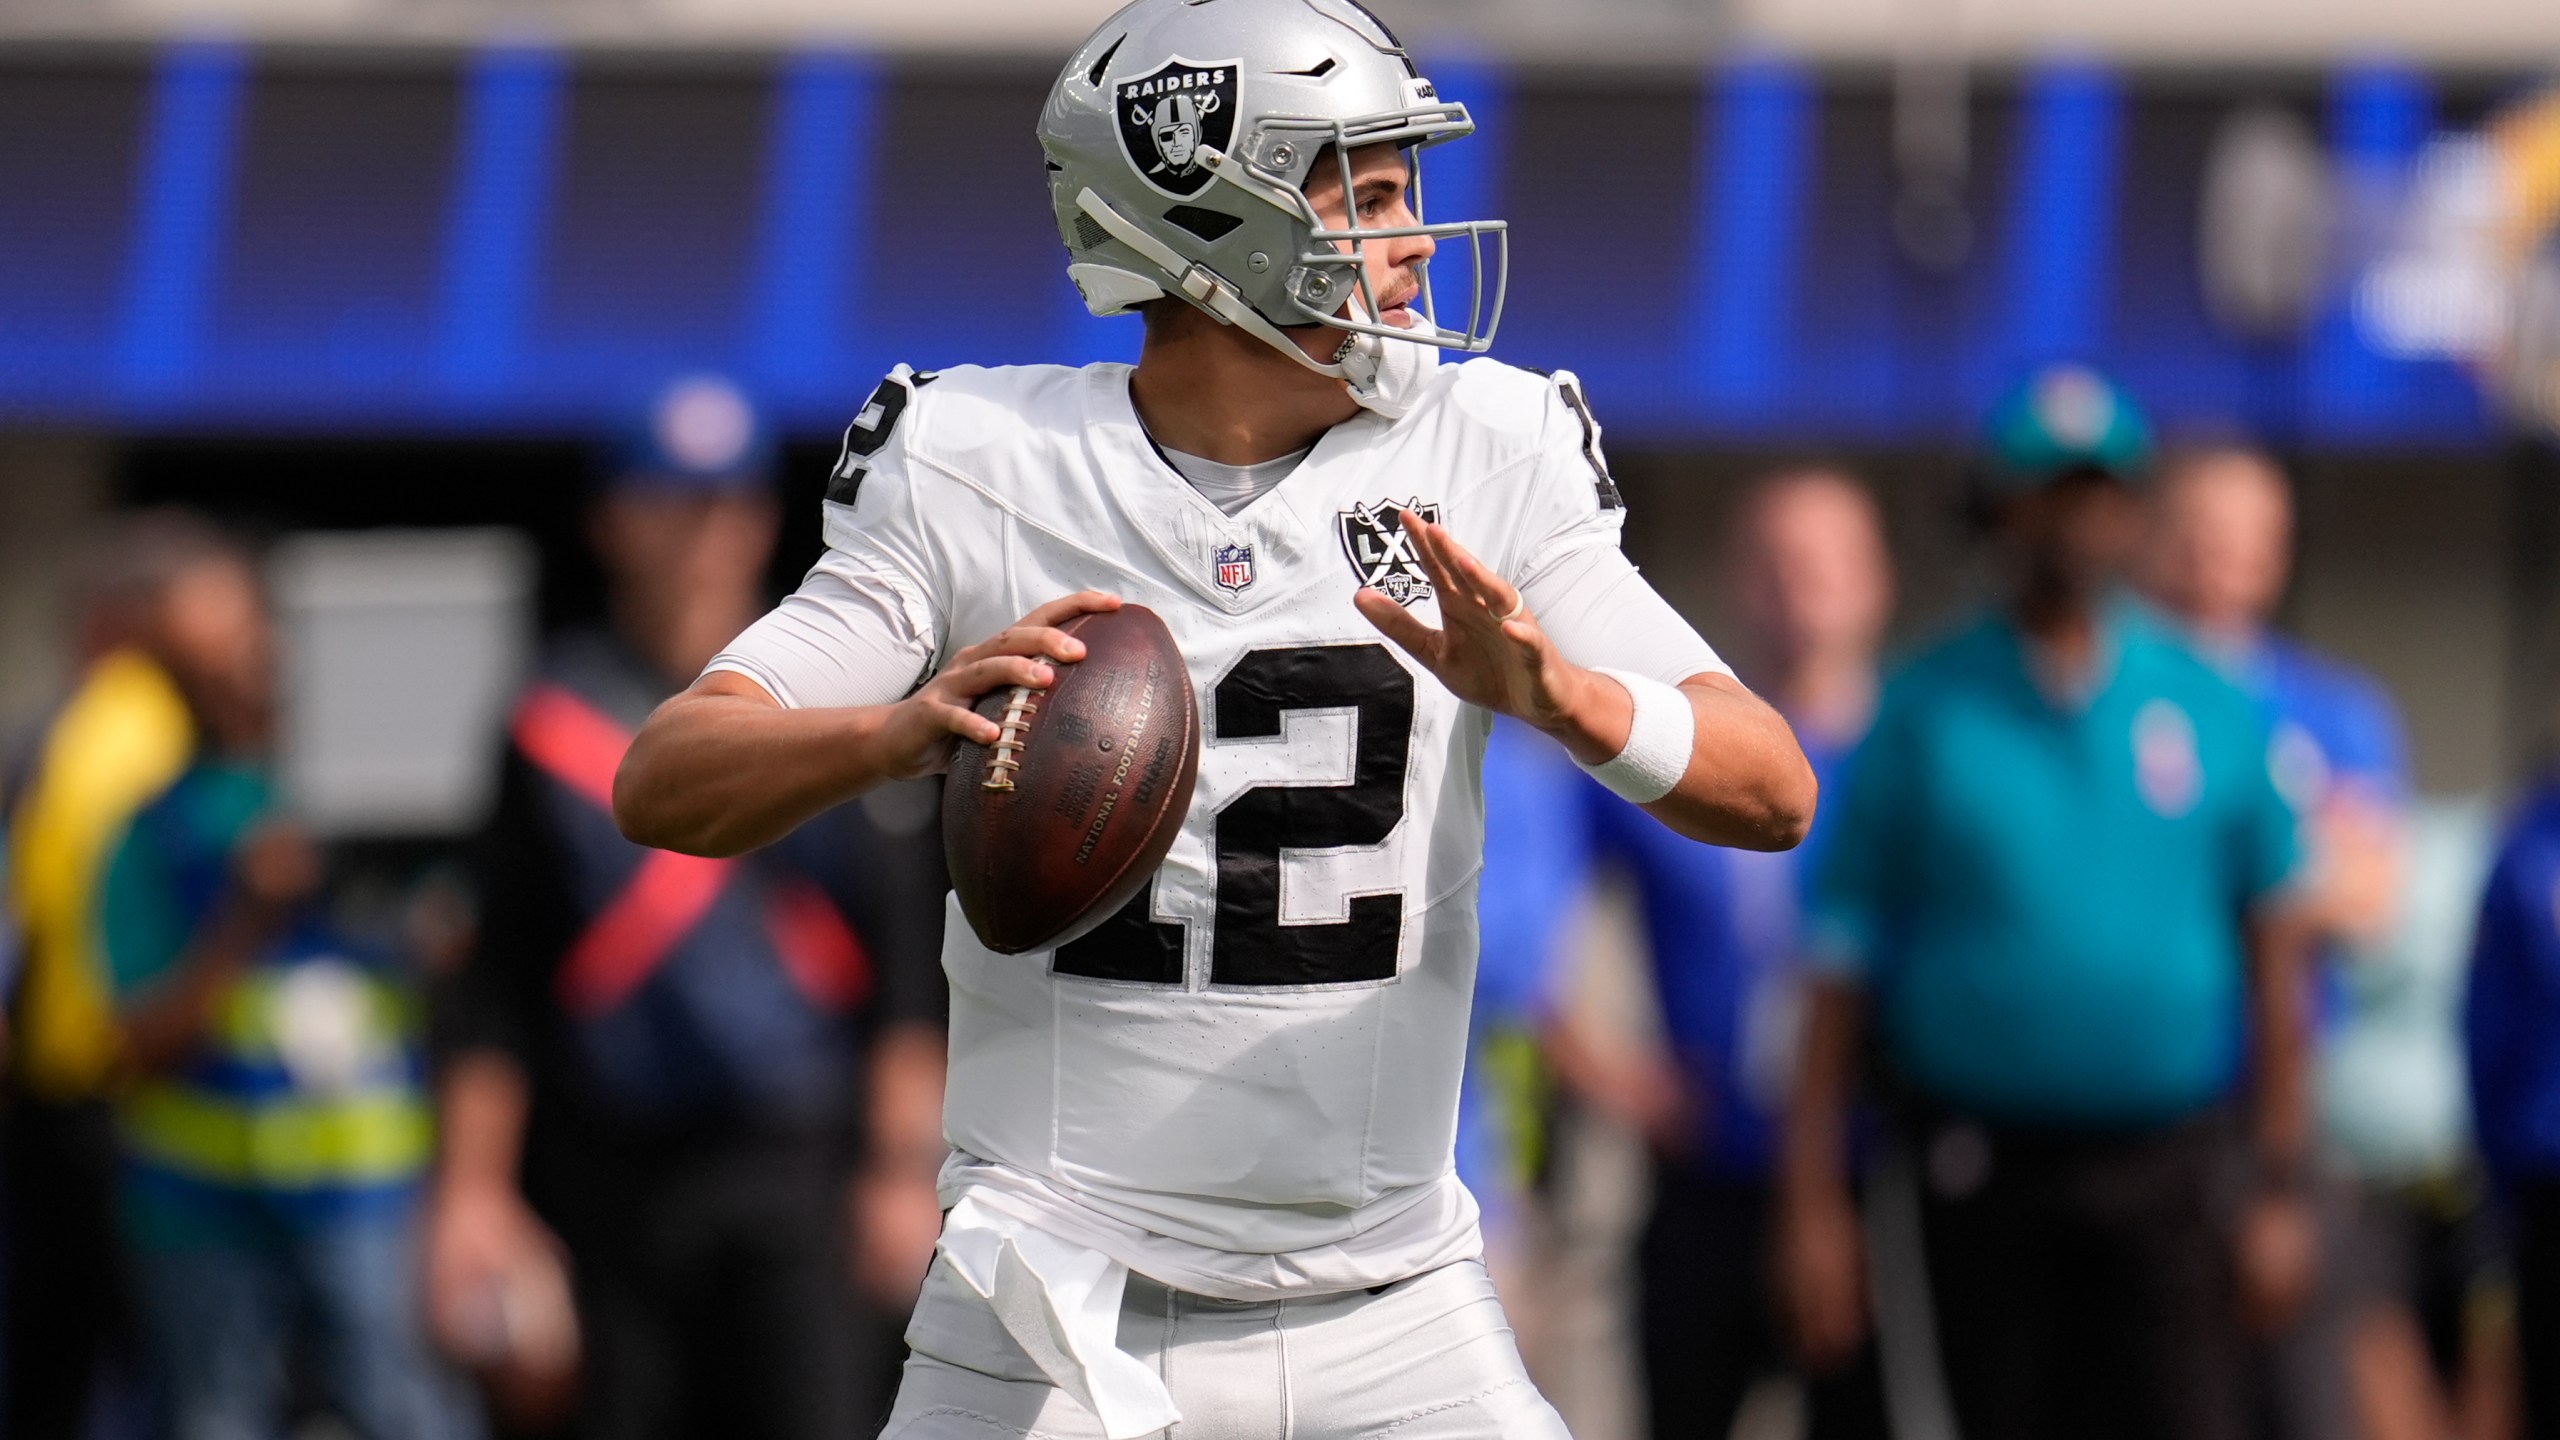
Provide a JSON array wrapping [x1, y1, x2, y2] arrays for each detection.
[[943, 604, 1201, 955]]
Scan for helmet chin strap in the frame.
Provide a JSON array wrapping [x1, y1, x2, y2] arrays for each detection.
[[1075, 187, 1388, 399]]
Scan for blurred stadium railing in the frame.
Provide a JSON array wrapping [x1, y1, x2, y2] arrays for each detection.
[[1, 38, 2554, 446], [4, 0, 2556, 64]]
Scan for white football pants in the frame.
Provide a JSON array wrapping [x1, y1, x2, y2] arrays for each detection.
[[879, 1256, 1573, 1439]]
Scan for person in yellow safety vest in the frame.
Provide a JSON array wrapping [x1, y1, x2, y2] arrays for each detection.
[[94, 525, 478, 1440], [10, 648, 194, 1096], [3, 512, 207, 1440]]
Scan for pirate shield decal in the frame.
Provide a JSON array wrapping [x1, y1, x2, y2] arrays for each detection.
[[1115, 57, 1240, 198], [1338, 499, 1444, 607]]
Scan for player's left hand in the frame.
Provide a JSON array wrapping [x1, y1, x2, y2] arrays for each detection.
[[2235, 1187, 2321, 1334], [848, 1163, 944, 1308], [1354, 509, 1588, 734]]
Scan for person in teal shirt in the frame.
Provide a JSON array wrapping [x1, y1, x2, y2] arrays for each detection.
[[1775, 367, 2318, 1440], [97, 528, 474, 1440], [1804, 606, 2298, 1121]]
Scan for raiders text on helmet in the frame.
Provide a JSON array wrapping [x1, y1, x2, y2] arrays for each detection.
[[1039, 0, 1510, 398]]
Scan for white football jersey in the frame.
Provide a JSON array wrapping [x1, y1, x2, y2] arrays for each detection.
[[712, 356, 1724, 1291]]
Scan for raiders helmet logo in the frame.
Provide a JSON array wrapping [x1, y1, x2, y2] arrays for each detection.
[[1115, 57, 1240, 198], [1338, 499, 1443, 607]]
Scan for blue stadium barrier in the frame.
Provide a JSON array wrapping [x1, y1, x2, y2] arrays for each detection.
[[0, 45, 2506, 450]]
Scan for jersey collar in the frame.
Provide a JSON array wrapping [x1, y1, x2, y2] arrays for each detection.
[[1089, 366, 1384, 616]]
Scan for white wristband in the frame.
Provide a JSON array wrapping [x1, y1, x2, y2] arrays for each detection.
[[1578, 668, 1695, 805]]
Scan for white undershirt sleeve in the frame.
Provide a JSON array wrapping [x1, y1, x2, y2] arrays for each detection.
[[704, 547, 940, 710], [1517, 541, 1730, 691], [1495, 371, 1729, 692]]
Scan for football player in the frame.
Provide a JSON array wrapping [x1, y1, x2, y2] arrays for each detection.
[[614, 1, 1815, 1435]]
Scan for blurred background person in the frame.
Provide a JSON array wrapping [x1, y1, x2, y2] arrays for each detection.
[[0, 824, 15, 1063], [2465, 779, 2560, 1440], [2143, 446, 2493, 1440], [2140, 447, 2408, 952], [3, 513, 225, 1440], [94, 519, 478, 1440], [424, 379, 951, 1440], [1550, 468, 1895, 1440], [1780, 367, 2320, 1440], [2346, 799, 2508, 1440], [1462, 715, 1592, 1389]]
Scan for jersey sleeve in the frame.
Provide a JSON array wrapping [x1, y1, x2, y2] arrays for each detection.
[[1508, 369, 1629, 579], [1524, 547, 1730, 689], [1504, 371, 1730, 687], [704, 368, 950, 710], [706, 551, 939, 710]]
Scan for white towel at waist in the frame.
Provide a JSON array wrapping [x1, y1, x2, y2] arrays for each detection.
[[932, 1192, 1181, 1440]]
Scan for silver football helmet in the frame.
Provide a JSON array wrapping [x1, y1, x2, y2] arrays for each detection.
[[1039, 0, 1509, 395]]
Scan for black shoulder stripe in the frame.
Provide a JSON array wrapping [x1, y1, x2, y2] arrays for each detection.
[[1551, 372, 1623, 511]]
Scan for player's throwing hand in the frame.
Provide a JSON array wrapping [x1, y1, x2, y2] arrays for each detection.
[[877, 591, 1122, 780], [1353, 508, 1590, 736]]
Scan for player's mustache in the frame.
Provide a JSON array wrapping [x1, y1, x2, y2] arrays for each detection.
[[1369, 271, 1423, 315]]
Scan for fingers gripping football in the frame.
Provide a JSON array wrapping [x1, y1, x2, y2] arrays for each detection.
[[892, 592, 1123, 775]]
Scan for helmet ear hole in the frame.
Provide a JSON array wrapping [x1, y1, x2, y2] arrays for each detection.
[[1164, 206, 1243, 242]]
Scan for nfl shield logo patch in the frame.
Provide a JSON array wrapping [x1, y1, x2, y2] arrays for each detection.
[[1214, 542, 1256, 595]]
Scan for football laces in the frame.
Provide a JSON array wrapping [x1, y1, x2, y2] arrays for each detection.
[[982, 686, 1042, 792]]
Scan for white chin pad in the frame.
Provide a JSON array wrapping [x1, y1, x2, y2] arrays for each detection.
[[1067, 263, 1166, 316], [1341, 298, 1440, 421]]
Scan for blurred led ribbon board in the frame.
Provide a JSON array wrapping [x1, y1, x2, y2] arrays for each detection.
[[270, 528, 534, 838]]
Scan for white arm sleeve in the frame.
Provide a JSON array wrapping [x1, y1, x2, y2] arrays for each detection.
[[702, 365, 950, 710], [704, 548, 939, 710], [1500, 369, 1730, 690], [1519, 543, 1730, 690]]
